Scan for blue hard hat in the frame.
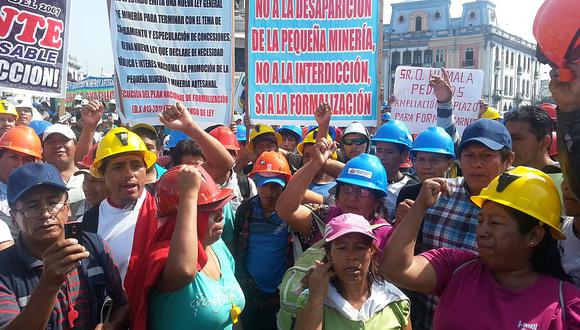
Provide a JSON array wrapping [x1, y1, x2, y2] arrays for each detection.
[[236, 125, 247, 141], [372, 120, 412, 149], [411, 126, 455, 159], [167, 130, 189, 149], [381, 112, 391, 122], [276, 125, 303, 143], [336, 154, 387, 197], [382, 101, 390, 111], [307, 125, 336, 141], [28, 120, 52, 137]]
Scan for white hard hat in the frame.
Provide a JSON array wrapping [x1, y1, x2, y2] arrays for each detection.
[[109, 99, 116, 105], [343, 122, 369, 139], [6, 95, 33, 109], [74, 95, 83, 101]]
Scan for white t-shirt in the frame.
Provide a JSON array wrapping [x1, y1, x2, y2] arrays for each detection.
[[222, 171, 257, 213], [559, 217, 580, 288], [0, 220, 12, 243], [66, 173, 85, 205], [385, 176, 413, 222], [97, 191, 147, 280]]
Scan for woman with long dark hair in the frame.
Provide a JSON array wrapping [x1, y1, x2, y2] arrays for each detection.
[[383, 167, 580, 329]]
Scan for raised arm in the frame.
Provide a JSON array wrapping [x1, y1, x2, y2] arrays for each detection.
[[157, 166, 201, 292], [382, 178, 448, 293], [160, 103, 234, 180], [430, 68, 460, 144], [74, 100, 104, 163]]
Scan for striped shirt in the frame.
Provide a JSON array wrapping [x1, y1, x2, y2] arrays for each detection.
[[0, 233, 127, 329]]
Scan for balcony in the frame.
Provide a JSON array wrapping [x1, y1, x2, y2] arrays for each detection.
[[462, 60, 476, 68], [433, 61, 446, 68], [517, 66, 523, 75], [494, 60, 501, 70]]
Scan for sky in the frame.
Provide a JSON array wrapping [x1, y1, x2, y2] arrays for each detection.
[[68, 0, 547, 77]]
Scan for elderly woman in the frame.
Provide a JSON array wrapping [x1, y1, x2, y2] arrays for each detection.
[[296, 213, 410, 329], [383, 167, 580, 329]]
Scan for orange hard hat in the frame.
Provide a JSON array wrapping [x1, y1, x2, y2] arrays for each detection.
[[249, 151, 291, 182], [0, 126, 42, 159], [209, 126, 240, 151], [533, 0, 580, 82], [156, 164, 234, 218]]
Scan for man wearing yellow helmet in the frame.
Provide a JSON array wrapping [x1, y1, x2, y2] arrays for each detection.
[[0, 101, 18, 137]]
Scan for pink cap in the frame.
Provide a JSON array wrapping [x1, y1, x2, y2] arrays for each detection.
[[324, 213, 375, 242]]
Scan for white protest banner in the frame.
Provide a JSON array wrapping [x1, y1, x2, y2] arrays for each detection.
[[109, 1, 233, 127], [391, 66, 484, 134], [0, 0, 71, 97]]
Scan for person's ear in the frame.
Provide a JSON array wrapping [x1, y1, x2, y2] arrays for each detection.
[[504, 150, 515, 170], [528, 225, 547, 248], [540, 135, 552, 153]]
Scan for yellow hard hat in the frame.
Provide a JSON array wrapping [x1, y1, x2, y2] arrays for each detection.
[[90, 127, 157, 178], [482, 106, 501, 120], [471, 166, 565, 240], [297, 128, 337, 160], [0, 100, 19, 119], [248, 124, 283, 151]]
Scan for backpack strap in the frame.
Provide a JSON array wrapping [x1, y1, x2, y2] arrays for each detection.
[[82, 204, 101, 233], [237, 173, 251, 200], [560, 280, 566, 326]]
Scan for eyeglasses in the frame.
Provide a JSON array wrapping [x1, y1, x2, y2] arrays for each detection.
[[339, 185, 373, 198], [342, 138, 367, 146], [15, 202, 67, 219]]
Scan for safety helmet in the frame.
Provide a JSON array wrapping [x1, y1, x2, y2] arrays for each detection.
[[481, 107, 501, 120], [6, 95, 33, 109], [209, 126, 240, 151], [371, 120, 413, 149], [296, 128, 337, 160], [336, 154, 388, 197], [549, 131, 558, 158], [74, 95, 83, 102], [538, 103, 557, 121], [248, 124, 283, 151], [28, 120, 51, 137], [381, 112, 391, 122], [343, 122, 369, 140], [471, 166, 565, 239], [411, 127, 455, 159], [249, 151, 292, 182], [0, 100, 18, 119], [236, 125, 247, 142], [90, 127, 157, 178], [0, 126, 42, 159], [166, 130, 189, 149], [533, 0, 580, 82], [156, 165, 234, 218], [277, 125, 303, 143]]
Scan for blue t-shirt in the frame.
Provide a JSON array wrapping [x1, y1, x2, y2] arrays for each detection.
[[148, 239, 245, 330], [246, 198, 290, 294], [309, 181, 337, 198]]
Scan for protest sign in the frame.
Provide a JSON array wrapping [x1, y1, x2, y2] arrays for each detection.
[[391, 66, 484, 134], [247, 0, 381, 126], [110, 0, 234, 127], [233, 73, 246, 115], [0, 0, 71, 97], [66, 76, 115, 105]]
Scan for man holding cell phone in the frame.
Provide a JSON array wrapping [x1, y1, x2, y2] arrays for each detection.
[[0, 163, 128, 329]]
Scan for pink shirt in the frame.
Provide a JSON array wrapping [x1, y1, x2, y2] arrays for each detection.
[[422, 248, 580, 330]]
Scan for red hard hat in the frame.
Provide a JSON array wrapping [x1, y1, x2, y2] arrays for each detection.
[[209, 126, 240, 151], [538, 103, 557, 121], [550, 131, 558, 158], [156, 165, 234, 218], [334, 127, 343, 143], [533, 0, 580, 82]]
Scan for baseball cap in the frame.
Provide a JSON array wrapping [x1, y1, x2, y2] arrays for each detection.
[[458, 119, 512, 154], [42, 123, 77, 142], [253, 173, 286, 187], [8, 163, 68, 204], [324, 213, 376, 243]]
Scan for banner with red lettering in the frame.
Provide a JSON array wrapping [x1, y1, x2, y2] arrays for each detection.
[[0, 0, 70, 97], [247, 0, 381, 126], [66, 76, 115, 106], [110, 0, 234, 127], [391, 66, 484, 134]]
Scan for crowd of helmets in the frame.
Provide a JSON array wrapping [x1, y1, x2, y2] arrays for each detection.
[[0, 0, 578, 329]]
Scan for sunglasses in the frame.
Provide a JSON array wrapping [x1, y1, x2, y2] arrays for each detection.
[[342, 138, 367, 146]]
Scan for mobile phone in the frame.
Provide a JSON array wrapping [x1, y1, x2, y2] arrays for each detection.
[[64, 221, 83, 241]]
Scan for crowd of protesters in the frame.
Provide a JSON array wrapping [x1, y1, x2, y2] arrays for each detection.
[[0, 0, 578, 329]]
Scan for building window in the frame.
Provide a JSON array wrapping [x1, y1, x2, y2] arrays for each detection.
[[464, 48, 474, 67], [403, 51, 412, 65], [504, 76, 509, 95], [398, 15, 405, 23], [518, 54, 521, 69], [511, 53, 514, 67], [424, 50, 433, 64], [510, 77, 514, 95], [495, 47, 500, 62], [413, 50, 422, 65], [392, 52, 401, 66], [434, 12, 441, 20], [435, 49, 444, 65], [505, 50, 509, 67], [494, 74, 499, 91], [415, 16, 423, 31], [469, 11, 476, 20]]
